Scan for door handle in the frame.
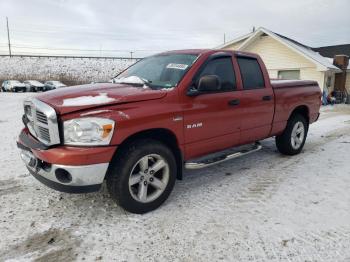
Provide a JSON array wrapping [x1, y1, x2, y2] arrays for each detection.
[[228, 99, 240, 106], [262, 95, 272, 101]]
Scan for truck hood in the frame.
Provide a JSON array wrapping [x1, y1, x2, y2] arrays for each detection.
[[36, 83, 168, 115]]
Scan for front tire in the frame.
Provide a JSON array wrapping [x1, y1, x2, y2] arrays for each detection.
[[106, 139, 177, 214], [276, 114, 308, 155]]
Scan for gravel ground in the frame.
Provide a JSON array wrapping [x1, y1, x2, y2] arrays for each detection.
[[0, 92, 350, 262]]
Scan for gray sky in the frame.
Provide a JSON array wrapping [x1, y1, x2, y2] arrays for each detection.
[[0, 0, 349, 57]]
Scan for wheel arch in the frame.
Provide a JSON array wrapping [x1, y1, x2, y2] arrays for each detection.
[[115, 128, 184, 180], [289, 105, 310, 124]]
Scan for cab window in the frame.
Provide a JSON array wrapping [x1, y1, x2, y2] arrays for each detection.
[[197, 57, 236, 91], [237, 57, 265, 89]]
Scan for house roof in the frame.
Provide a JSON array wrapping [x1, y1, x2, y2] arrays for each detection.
[[216, 31, 254, 49], [219, 27, 341, 71], [312, 44, 350, 58]]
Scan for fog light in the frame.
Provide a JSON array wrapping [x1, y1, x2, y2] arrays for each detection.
[[55, 168, 72, 183], [20, 150, 37, 168]]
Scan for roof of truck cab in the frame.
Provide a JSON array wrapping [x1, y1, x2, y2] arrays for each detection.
[[159, 49, 257, 57]]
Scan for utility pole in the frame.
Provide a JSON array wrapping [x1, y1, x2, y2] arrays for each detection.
[[224, 33, 226, 44], [130, 51, 134, 60], [6, 17, 12, 57]]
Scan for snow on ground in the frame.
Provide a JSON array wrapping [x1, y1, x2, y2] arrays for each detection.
[[0, 93, 350, 261]]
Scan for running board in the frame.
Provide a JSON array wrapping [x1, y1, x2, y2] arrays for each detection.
[[185, 142, 262, 170]]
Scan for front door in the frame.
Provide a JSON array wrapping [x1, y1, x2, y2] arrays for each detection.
[[183, 55, 242, 159]]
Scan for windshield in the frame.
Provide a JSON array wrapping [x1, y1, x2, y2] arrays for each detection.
[[114, 53, 198, 89]]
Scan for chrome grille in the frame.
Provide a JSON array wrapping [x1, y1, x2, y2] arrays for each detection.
[[36, 110, 48, 125], [23, 99, 60, 146], [38, 126, 51, 142]]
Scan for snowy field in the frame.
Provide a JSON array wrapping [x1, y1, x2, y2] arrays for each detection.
[[0, 92, 350, 262]]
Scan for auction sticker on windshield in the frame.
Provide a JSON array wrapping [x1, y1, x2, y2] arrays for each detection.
[[166, 63, 189, 70]]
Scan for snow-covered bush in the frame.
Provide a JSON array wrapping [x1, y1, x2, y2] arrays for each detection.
[[0, 56, 136, 85]]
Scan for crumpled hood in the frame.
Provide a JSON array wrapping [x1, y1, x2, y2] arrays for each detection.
[[36, 83, 167, 115]]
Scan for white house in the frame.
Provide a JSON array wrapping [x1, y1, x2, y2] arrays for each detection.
[[218, 27, 350, 94]]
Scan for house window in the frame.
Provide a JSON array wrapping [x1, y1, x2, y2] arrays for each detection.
[[278, 70, 300, 80]]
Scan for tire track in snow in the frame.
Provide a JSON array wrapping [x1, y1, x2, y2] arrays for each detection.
[[0, 228, 81, 261], [0, 179, 23, 197], [232, 119, 350, 208]]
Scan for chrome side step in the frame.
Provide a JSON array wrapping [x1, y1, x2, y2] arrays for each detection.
[[185, 142, 262, 170]]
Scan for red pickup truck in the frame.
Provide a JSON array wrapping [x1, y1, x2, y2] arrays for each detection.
[[17, 49, 321, 213]]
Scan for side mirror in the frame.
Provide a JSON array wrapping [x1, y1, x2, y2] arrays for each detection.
[[198, 75, 220, 92], [186, 75, 221, 97]]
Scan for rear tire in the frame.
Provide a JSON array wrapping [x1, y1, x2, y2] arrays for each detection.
[[106, 139, 177, 214], [275, 114, 308, 155]]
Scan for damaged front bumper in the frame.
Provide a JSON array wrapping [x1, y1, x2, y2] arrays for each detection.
[[17, 129, 114, 193]]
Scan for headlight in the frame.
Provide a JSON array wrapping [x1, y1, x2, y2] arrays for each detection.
[[63, 117, 115, 146]]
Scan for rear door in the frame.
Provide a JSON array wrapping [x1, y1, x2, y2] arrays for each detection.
[[183, 54, 242, 159], [236, 55, 274, 144]]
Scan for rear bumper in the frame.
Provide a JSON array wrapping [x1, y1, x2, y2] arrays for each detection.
[[315, 112, 320, 122], [17, 129, 116, 193], [310, 112, 321, 124]]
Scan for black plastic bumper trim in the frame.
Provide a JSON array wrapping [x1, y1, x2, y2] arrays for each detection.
[[18, 129, 49, 150], [17, 141, 30, 151], [28, 167, 102, 194]]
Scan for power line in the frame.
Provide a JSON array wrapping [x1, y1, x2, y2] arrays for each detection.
[[0, 53, 142, 60], [1, 18, 219, 58], [0, 50, 133, 56], [10, 19, 227, 34]]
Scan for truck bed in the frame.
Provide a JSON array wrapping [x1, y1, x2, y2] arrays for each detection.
[[270, 79, 321, 136], [271, 79, 318, 89]]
